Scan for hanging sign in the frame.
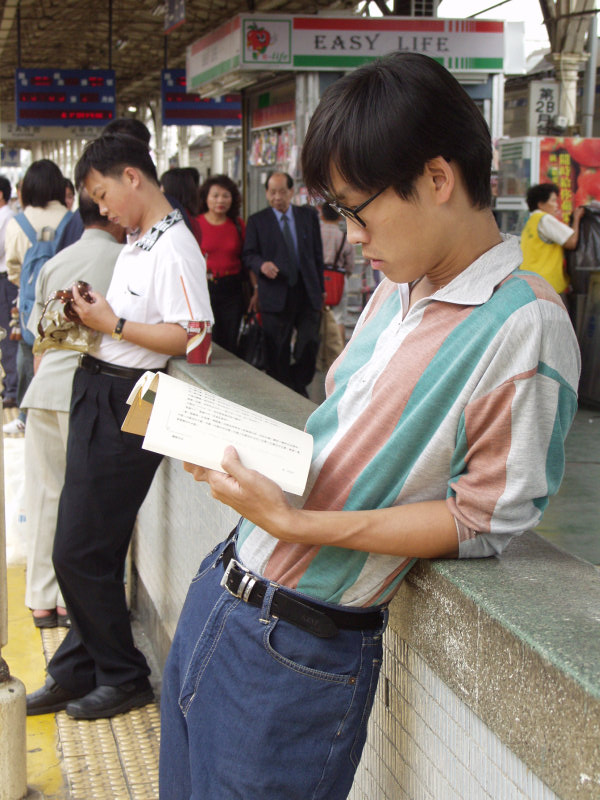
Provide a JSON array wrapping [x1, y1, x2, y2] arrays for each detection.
[[161, 70, 241, 126], [187, 14, 506, 95], [165, 0, 185, 34], [528, 81, 559, 136], [15, 69, 116, 127]]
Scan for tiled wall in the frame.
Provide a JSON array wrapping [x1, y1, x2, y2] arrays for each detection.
[[349, 626, 558, 800]]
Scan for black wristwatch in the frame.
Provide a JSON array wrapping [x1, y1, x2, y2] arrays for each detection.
[[112, 317, 126, 341]]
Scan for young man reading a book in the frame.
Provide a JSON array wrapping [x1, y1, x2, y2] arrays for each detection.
[[26, 133, 212, 720], [160, 53, 580, 800]]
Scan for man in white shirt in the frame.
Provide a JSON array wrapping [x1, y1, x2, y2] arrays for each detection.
[[26, 133, 212, 721], [0, 176, 17, 406]]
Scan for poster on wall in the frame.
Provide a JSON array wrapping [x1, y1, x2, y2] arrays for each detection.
[[248, 124, 296, 169], [540, 138, 600, 222]]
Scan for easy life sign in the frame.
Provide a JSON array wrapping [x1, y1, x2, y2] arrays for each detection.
[[161, 70, 241, 126], [15, 69, 116, 127], [187, 14, 505, 93]]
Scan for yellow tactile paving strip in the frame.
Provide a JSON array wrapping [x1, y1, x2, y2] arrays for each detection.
[[42, 623, 161, 800], [4, 564, 65, 799], [6, 564, 161, 799]]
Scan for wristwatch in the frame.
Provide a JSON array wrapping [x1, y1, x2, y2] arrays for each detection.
[[112, 318, 126, 341]]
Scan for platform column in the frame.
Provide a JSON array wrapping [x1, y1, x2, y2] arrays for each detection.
[[0, 398, 27, 800]]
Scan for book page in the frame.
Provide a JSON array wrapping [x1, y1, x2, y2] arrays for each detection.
[[140, 373, 313, 495]]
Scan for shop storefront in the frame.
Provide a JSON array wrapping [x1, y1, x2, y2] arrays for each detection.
[[187, 13, 523, 214]]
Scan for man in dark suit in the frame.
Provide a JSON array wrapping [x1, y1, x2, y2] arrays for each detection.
[[243, 171, 324, 396]]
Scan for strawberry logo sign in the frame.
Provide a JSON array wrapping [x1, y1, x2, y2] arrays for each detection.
[[247, 23, 271, 59], [242, 18, 291, 65]]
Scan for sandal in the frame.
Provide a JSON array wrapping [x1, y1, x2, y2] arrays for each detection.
[[32, 610, 58, 629], [57, 611, 71, 628]]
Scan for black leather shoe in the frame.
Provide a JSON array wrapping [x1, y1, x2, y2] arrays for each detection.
[[66, 681, 154, 720], [26, 677, 86, 716]]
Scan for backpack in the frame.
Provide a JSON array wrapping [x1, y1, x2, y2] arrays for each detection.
[[15, 210, 73, 345]]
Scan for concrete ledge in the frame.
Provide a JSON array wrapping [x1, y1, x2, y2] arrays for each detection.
[[391, 533, 600, 800]]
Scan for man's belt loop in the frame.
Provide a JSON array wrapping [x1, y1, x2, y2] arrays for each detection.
[[259, 581, 278, 626]]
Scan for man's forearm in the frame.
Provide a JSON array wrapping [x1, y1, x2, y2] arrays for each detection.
[[274, 500, 460, 559], [118, 320, 187, 356]]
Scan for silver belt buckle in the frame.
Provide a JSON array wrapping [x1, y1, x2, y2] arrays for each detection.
[[221, 557, 257, 602]]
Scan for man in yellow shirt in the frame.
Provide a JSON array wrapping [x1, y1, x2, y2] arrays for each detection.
[[521, 182, 583, 297]]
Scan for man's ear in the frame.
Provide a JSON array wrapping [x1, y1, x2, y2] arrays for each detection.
[[424, 157, 455, 205], [122, 166, 141, 189]]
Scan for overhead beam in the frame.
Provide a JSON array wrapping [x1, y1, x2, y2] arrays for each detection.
[[0, 0, 20, 62]]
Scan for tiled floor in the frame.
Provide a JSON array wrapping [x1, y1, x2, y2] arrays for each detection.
[[535, 406, 600, 565]]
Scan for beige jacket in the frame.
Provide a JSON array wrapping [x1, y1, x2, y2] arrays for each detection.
[[6, 200, 69, 285]]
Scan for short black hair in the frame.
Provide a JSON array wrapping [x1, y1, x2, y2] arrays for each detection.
[[0, 175, 11, 203], [302, 52, 492, 210], [74, 133, 158, 188], [161, 168, 199, 215], [265, 171, 293, 191], [21, 159, 66, 208], [78, 190, 109, 227], [320, 202, 340, 222], [526, 183, 560, 212], [198, 174, 241, 221], [64, 178, 75, 194], [103, 117, 151, 146], [184, 166, 200, 187]]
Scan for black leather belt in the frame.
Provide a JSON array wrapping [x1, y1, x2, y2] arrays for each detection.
[[207, 272, 242, 284], [79, 353, 148, 381], [220, 542, 383, 639]]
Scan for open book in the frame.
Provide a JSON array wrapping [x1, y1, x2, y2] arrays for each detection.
[[122, 372, 313, 496]]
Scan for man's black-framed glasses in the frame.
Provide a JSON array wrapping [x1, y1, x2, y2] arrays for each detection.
[[327, 187, 386, 228]]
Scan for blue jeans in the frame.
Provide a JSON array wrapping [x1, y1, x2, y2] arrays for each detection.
[[159, 537, 387, 800]]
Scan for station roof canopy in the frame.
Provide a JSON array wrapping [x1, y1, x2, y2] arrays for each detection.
[[0, 0, 357, 127]]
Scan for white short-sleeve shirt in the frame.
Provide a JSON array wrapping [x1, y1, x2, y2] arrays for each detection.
[[537, 213, 574, 246], [94, 211, 213, 369]]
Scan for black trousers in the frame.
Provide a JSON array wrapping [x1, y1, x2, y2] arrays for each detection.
[[49, 367, 163, 693], [261, 279, 321, 396], [0, 274, 18, 401], [208, 275, 244, 355]]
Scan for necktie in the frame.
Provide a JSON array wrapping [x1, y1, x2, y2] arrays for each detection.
[[281, 214, 298, 287]]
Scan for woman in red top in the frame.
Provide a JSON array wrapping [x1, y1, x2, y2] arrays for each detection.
[[197, 175, 249, 353]]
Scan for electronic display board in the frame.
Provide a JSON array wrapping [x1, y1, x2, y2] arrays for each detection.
[[15, 69, 116, 127], [161, 70, 241, 127]]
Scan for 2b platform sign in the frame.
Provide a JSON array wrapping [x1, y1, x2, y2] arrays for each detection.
[[161, 70, 241, 127], [528, 81, 558, 136], [15, 69, 116, 127]]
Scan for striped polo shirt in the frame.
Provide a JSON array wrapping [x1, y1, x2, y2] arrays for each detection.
[[237, 236, 580, 607]]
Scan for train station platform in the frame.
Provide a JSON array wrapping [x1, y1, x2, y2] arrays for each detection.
[[3, 394, 599, 799]]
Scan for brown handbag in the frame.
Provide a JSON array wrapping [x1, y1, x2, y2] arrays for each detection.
[[34, 281, 99, 355]]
